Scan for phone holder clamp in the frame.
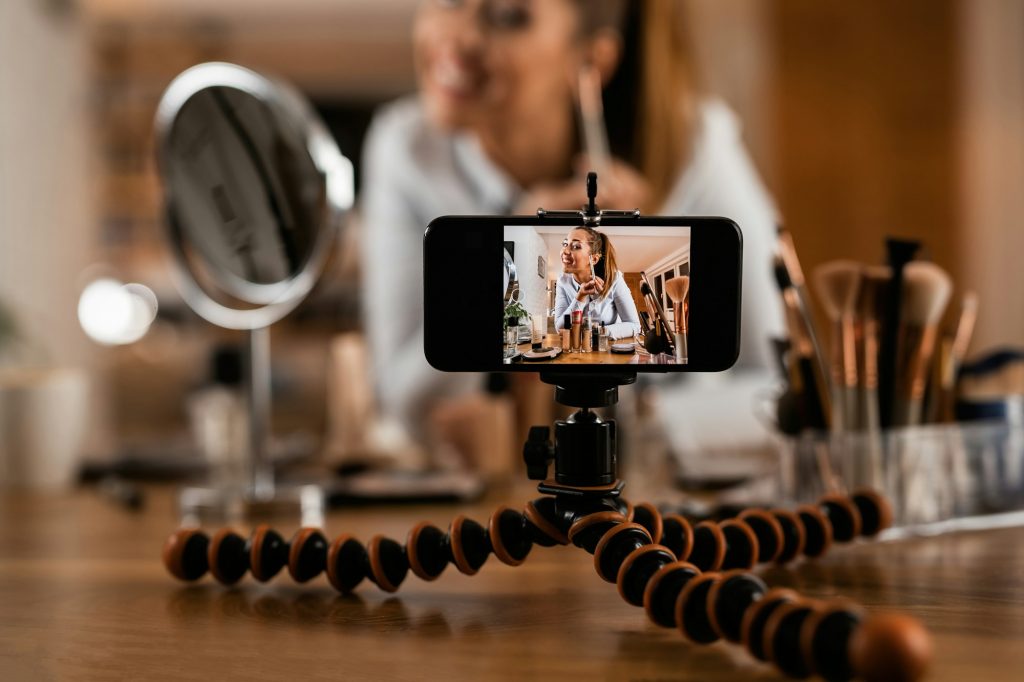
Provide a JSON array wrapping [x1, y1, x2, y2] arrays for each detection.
[[535, 171, 640, 227]]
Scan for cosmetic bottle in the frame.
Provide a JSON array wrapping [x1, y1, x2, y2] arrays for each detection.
[[571, 310, 582, 352], [561, 314, 571, 350], [598, 324, 609, 352]]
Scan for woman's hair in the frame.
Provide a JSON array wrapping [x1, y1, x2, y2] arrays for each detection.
[[574, 0, 697, 211], [578, 227, 620, 300]]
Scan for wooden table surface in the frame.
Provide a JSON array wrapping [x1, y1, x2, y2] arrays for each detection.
[[511, 333, 678, 365], [2, 484, 1023, 681]]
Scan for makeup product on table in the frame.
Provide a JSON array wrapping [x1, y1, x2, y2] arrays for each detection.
[[561, 314, 571, 350], [598, 324, 609, 352], [571, 310, 582, 352], [644, 316, 672, 356], [813, 261, 862, 431], [591, 320, 600, 353], [893, 261, 952, 427], [582, 316, 593, 352], [531, 313, 545, 351], [878, 238, 922, 428]]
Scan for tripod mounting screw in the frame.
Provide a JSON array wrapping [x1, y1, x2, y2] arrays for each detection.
[[523, 426, 554, 480]]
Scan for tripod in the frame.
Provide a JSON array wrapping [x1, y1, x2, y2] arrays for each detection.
[[164, 373, 930, 682]]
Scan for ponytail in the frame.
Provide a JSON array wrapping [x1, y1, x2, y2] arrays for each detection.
[[581, 227, 620, 301]]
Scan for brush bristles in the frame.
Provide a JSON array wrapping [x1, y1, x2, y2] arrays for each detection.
[[951, 292, 979, 362], [901, 262, 953, 328], [664, 276, 689, 303], [813, 260, 862, 320]]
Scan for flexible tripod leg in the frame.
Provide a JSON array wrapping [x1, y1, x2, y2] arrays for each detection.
[[164, 497, 588, 593], [163, 488, 890, 590], [164, 487, 926, 681], [566, 504, 929, 682]]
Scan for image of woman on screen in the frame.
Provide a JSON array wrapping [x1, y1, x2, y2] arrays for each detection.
[[553, 227, 641, 340]]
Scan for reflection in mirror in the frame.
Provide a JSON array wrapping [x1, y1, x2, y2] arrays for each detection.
[[503, 248, 519, 305], [156, 62, 353, 329], [166, 86, 321, 287]]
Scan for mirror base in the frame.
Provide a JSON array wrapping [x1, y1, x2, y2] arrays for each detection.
[[177, 483, 324, 528]]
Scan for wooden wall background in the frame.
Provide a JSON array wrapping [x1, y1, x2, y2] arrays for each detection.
[[688, 0, 1022, 354]]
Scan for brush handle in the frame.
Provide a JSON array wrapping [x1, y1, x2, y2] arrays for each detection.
[[673, 332, 688, 364], [778, 233, 832, 427], [844, 386, 860, 433], [893, 397, 922, 429], [828, 321, 846, 432], [857, 317, 884, 486], [798, 357, 829, 430], [894, 325, 939, 427], [878, 239, 921, 428]]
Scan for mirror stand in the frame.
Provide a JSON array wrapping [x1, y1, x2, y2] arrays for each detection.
[[155, 62, 353, 527], [178, 327, 326, 527]]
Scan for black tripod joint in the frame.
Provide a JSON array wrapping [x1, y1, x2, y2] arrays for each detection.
[[522, 373, 637, 498]]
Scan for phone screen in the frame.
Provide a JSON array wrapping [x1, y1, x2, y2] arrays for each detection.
[[424, 214, 739, 373], [503, 223, 691, 366]]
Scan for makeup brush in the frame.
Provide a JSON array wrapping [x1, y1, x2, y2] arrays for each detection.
[[856, 266, 891, 437], [893, 262, 953, 427], [813, 261, 862, 432], [878, 238, 922, 428], [856, 265, 890, 488], [777, 229, 831, 417], [639, 275, 674, 353], [774, 256, 829, 430], [664, 276, 689, 333], [951, 292, 979, 368], [665, 276, 690, 364], [935, 292, 978, 422]]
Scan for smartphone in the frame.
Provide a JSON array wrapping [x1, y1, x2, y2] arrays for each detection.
[[424, 214, 742, 372]]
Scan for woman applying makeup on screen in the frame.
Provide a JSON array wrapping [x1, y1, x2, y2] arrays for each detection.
[[553, 227, 640, 340]]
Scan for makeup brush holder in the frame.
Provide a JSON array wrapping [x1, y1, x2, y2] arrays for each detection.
[[777, 420, 1024, 536]]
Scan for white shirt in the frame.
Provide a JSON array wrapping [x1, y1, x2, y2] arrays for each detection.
[[359, 95, 785, 431], [553, 272, 641, 340]]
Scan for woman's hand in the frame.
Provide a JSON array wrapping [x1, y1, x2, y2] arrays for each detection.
[[576, 275, 605, 301], [516, 181, 585, 213]]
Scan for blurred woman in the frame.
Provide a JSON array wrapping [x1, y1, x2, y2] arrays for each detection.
[[361, 0, 783, 435], [553, 226, 640, 340]]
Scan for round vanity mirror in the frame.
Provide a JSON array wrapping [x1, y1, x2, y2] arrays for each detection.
[[153, 62, 353, 521], [155, 62, 353, 330]]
